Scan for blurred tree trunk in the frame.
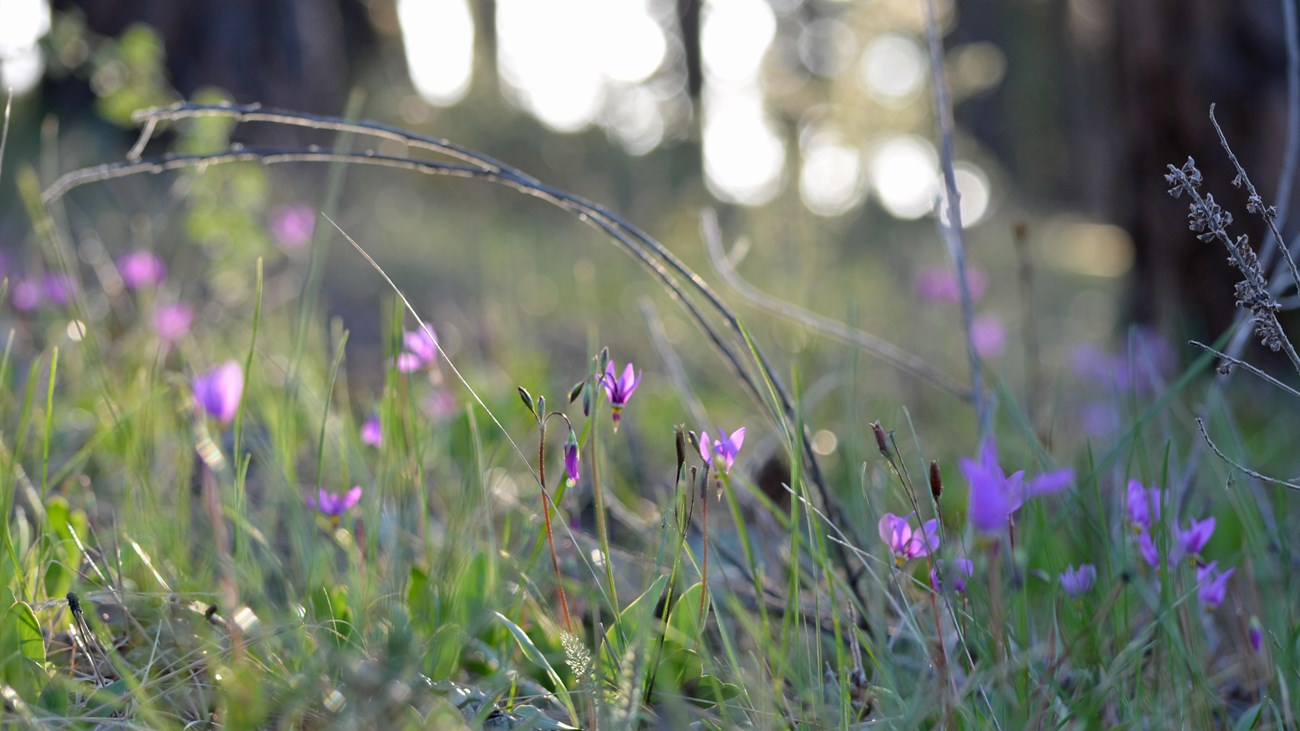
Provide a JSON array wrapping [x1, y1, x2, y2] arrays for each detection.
[[1109, 0, 1291, 338]]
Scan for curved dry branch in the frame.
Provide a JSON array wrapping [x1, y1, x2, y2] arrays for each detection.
[[42, 106, 872, 608], [1195, 418, 1300, 490]]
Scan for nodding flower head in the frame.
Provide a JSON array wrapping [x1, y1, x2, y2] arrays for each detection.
[[699, 427, 745, 476], [1195, 561, 1234, 609], [960, 437, 1073, 535], [878, 512, 939, 567], [1059, 564, 1097, 598], [602, 361, 641, 429], [1173, 516, 1216, 564], [192, 361, 245, 424], [564, 429, 580, 486], [930, 558, 974, 594], [1125, 479, 1163, 533], [309, 486, 362, 524]]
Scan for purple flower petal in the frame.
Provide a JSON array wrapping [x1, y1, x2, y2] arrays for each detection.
[[193, 361, 244, 423], [972, 314, 1007, 358], [564, 431, 580, 486], [270, 205, 316, 250], [1059, 564, 1097, 597], [154, 303, 193, 343], [10, 278, 42, 312], [914, 267, 987, 303], [118, 251, 166, 289], [1195, 561, 1233, 608], [1136, 528, 1160, 568], [360, 415, 382, 447]]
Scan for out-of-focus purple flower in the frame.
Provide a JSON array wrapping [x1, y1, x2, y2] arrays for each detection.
[[422, 388, 457, 423], [395, 325, 438, 373], [1173, 517, 1216, 564], [1059, 564, 1097, 597], [564, 430, 580, 486], [700, 427, 746, 476], [1196, 561, 1234, 609], [878, 512, 939, 566], [43, 273, 76, 305], [930, 558, 974, 594], [1136, 529, 1160, 568], [914, 267, 987, 304], [1249, 616, 1264, 652], [972, 314, 1006, 358], [193, 361, 244, 423], [308, 486, 362, 519], [960, 437, 1074, 534], [154, 303, 193, 343], [269, 205, 316, 250], [11, 278, 42, 312], [1079, 401, 1120, 437], [602, 361, 641, 429], [1070, 328, 1172, 395], [1125, 479, 1163, 532], [117, 251, 166, 289], [360, 415, 382, 447]]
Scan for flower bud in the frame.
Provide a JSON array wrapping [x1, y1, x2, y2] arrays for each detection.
[[929, 460, 943, 500]]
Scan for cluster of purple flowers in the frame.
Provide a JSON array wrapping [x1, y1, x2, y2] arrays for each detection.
[[1125, 479, 1231, 607]]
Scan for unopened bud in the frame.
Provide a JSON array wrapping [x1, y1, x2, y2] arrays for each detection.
[[674, 424, 686, 471], [872, 421, 889, 457], [929, 460, 943, 500], [568, 380, 585, 403]]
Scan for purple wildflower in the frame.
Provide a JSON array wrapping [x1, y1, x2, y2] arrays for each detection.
[[1125, 479, 1163, 532], [154, 303, 193, 344], [960, 437, 1074, 534], [1135, 529, 1160, 568], [395, 325, 438, 373], [309, 486, 362, 519], [1195, 561, 1234, 609], [878, 512, 940, 566], [602, 361, 641, 429], [11, 278, 42, 312], [117, 251, 166, 289], [914, 266, 987, 303], [360, 415, 382, 447], [930, 558, 974, 594], [1249, 617, 1263, 652], [700, 427, 746, 476], [1172, 517, 1215, 564], [564, 429, 580, 486], [972, 314, 1007, 358], [1059, 564, 1097, 597], [192, 361, 244, 424], [1079, 402, 1120, 437], [43, 273, 75, 305], [269, 205, 316, 250], [422, 388, 457, 423]]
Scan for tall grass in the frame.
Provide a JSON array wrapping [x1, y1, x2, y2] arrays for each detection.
[[0, 39, 1297, 731]]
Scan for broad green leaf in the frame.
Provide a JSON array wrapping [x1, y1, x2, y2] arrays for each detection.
[[665, 582, 706, 647], [1, 601, 47, 701]]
